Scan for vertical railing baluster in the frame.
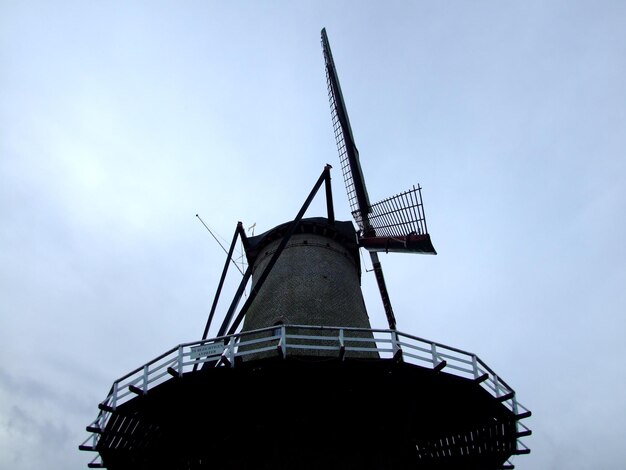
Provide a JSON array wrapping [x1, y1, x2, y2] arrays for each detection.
[[280, 325, 287, 359], [228, 335, 236, 367], [431, 343, 438, 367], [338, 328, 346, 360], [512, 397, 520, 435], [112, 382, 118, 410], [178, 345, 184, 377], [392, 330, 403, 360], [472, 355, 479, 379], [143, 365, 149, 394]]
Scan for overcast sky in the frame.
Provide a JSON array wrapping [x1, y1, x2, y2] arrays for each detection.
[[1, 1, 625, 469]]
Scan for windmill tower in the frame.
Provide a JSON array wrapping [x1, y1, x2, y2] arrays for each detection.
[[79, 29, 531, 470]]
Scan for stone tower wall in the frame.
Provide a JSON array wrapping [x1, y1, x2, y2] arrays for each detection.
[[242, 233, 371, 331], [240, 226, 376, 359]]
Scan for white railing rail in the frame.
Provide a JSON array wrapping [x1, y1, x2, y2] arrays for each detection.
[[81, 324, 530, 462]]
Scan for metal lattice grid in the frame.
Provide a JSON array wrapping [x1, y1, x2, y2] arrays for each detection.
[[353, 185, 429, 238], [324, 61, 359, 215]]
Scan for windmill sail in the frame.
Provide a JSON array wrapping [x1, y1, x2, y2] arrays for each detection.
[[322, 28, 397, 329], [322, 28, 436, 255], [321, 28, 371, 227]]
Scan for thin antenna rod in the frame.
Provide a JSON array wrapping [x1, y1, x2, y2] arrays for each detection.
[[196, 214, 245, 276]]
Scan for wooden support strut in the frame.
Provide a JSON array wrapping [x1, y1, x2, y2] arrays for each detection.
[[98, 403, 114, 413], [474, 373, 489, 384], [324, 164, 335, 224], [195, 223, 250, 371], [497, 391, 515, 403], [369, 251, 397, 330], [201, 222, 246, 341], [226, 166, 333, 336], [128, 385, 145, 396], [215, 264, 254, 338]]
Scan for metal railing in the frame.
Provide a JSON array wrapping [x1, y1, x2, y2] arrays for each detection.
[[80, 324, 530, 468]]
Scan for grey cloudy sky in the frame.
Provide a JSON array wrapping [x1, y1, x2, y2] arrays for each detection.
[[1, 1, 625, 469]]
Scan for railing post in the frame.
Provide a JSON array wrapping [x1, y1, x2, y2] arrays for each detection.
[[112, 382, 118, 410], [512, 397, 520, 433], [391, 331, 403, 361], [339, 328, 345, 360], [472, 355, 479, 379], [143, 365, 149, 394], [178, 345, 184, 377], [281, 325, 287, 359], [494, 374, 500, 397], [228, 335, 236, 367], [431, 343, 438, 367]]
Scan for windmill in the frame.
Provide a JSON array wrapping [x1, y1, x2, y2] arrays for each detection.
[[79, 29, 531, 470]]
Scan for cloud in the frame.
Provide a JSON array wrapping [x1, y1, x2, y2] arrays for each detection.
[[0, 371, 82, 469]]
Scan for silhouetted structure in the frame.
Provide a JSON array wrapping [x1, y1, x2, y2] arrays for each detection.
[[80, 29, 530, 470]]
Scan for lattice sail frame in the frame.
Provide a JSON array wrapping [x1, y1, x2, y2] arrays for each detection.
[[327, 68, 359, 215], [322, 29, 371, 219], [353, 185, 429, 238], [322, 29, 433, 247]]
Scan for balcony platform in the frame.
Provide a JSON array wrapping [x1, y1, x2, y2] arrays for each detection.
[[80, 325, 530, 469]]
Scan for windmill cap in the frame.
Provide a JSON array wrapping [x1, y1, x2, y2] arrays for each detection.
[[244, 217, 358, 266]]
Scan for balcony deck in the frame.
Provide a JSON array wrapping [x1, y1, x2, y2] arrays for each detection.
[[80, 325, 530, 469]]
